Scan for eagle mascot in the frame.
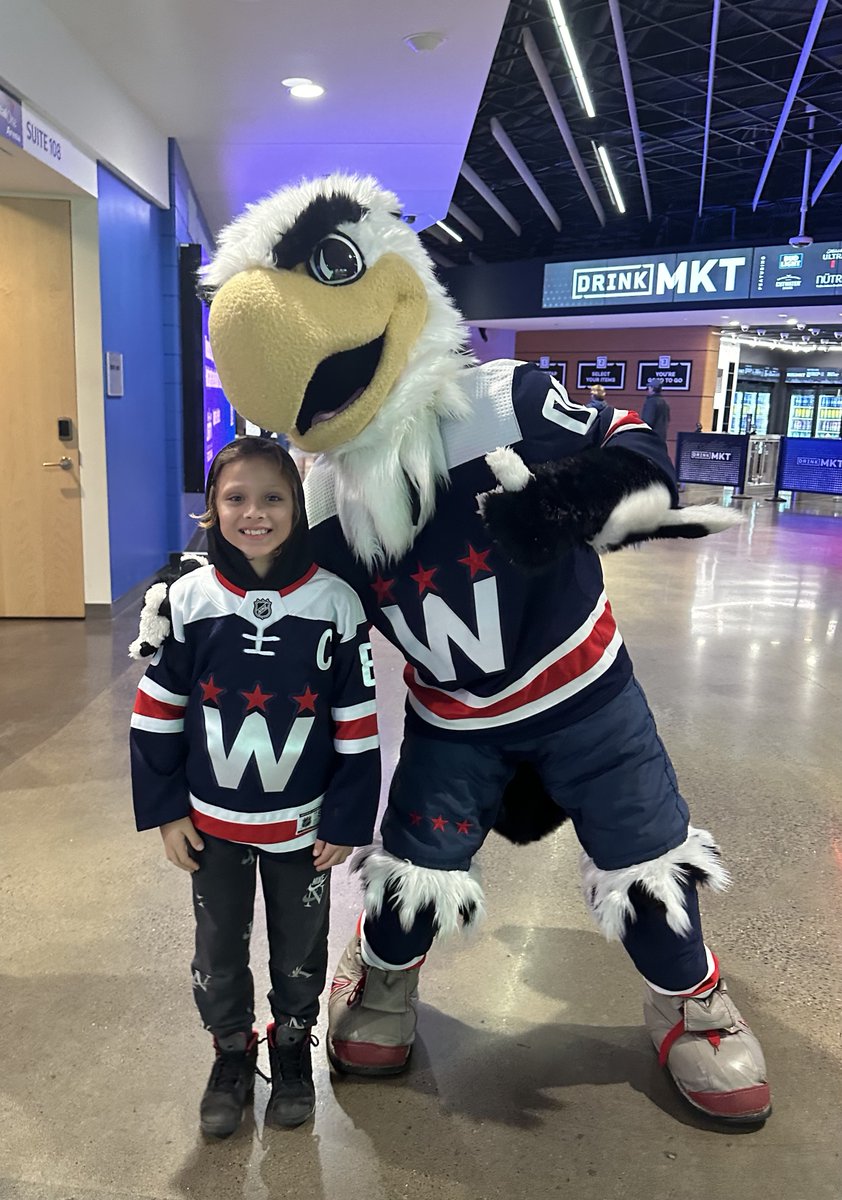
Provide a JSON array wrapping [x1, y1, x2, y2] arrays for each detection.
[[136, 173, 770, 1125]]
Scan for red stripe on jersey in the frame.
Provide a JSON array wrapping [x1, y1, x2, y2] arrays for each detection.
[[191, 808, 310, 844], [334, 714, 378, 740], [215, 563, 318, 599], [133, 690, 188, 721], [281, 562, 318, 595], [405, 603, 617, 720], [602, 410, 647, 443]]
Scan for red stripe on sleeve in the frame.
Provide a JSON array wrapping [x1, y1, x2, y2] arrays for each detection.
[[334, 714, 379, 740], [133, 690, 188, 721]]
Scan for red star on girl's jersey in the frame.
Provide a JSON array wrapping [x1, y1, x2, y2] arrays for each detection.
[[411, 562, 439, 595], [409, 812, 423, 826], [456, 819, 472, 835], [458, 545, 492, 579], [430, 814, 449, 832], [292, 685, 319, 714], [370, 574, 396, 604], [240, 683, 275, 712], [199, 676, 225, 705]]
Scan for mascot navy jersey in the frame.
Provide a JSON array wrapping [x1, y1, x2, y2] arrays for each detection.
[[306, 361, 677, 744], [130, 563, 380, 850]]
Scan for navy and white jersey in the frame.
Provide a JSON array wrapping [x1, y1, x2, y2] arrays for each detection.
[[306, 360, 676, 743], [130, 563, 380, 851]]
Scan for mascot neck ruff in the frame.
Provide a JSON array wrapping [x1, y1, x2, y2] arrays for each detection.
[[187, 172, 770, 1126], [203, 176, 471, 568]]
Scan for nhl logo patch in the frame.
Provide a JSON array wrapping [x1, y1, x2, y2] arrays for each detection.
[[253, 597, 273, 621]]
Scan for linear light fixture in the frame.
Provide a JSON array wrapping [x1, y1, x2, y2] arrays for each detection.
[[490, 117, 562, 231], [594, 144, 626, 213], [547, 0, 595, 118], [435, 220, 463, 243], [448, 202, 484, 241]]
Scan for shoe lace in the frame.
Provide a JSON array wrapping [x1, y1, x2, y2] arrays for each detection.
[[347, 971, 367, 1008], [209, 1051, 253, 1092], [272, 1032, 319, 1080]]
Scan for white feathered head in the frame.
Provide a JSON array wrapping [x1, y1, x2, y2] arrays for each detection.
[[203, 173, 470, 455]]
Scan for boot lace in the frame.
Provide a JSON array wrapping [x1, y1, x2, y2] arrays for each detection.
[[347, 971, 367, 1008], [272, 1032, 319, 1081], [209, 1051, 253, 1093]]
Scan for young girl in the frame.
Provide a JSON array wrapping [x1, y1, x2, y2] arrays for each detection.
[[130, 437, 380, 1137]]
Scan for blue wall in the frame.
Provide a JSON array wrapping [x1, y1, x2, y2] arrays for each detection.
[[165, 140, 215, 551], [98, 147, 216, 600], [98, 165, 169, 601]]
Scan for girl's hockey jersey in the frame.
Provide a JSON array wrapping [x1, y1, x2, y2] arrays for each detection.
[[305, 360, 677, 744], [130, 563, 380, 851]]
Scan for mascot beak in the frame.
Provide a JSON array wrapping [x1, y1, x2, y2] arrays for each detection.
[[208, 254, 428, 452]]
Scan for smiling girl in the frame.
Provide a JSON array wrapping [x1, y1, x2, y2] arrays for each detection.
[[130, 437, 380, 1137]]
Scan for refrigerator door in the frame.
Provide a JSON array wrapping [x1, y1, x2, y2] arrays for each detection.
[[729, 390, 744, 434], [754, 388, 771, 435], [815, 389, 842, 439], [788, 390, 815, 437]]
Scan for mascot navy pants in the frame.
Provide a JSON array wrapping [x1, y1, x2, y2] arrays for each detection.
[[368, 677, 709, 992]]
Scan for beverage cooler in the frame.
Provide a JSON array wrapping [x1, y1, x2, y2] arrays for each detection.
[[728, 387, 772, 435], [786, 387, 842, 438]]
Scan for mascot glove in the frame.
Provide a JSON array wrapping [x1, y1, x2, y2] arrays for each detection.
[[477, 445, 675, 571]]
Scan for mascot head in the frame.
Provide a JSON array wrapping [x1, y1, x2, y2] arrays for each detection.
[[203, 173, 470, 457]]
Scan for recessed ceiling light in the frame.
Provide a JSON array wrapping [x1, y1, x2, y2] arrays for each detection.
[[290, 82, 324, 99], [282, 76, 312, 88], [728, 320, 739, 326], [787, 317, 798, 325]]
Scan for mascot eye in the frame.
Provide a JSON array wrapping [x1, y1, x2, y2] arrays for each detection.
[[307, 233, 366, 286]]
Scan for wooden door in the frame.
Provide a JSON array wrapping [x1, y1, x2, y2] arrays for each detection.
[[0, 198, 84, 617]]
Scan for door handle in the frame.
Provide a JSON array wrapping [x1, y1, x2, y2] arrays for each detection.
[[42, 456, 73, 471]]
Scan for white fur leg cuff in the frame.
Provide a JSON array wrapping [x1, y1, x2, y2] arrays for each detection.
[[581, 826, 730, 942], [128, 581, 172, 661], [353, 845, 486, 936]]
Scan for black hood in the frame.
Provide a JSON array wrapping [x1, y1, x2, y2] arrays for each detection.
[[204, 438, 314, 592]]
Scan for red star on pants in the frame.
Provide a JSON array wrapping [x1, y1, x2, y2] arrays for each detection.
[[409, 811, 423, 826], [411, 562, 439, 595], [292, 685, 318, 714], [430, 815, 449, 832], [370, 574, 396, 605], [456, 819, 472, 835], [240, 683, 275, 712], [458, 544, 492, 579], [199, 675, 225, 705]]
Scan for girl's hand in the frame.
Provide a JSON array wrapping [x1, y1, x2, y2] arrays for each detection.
[[313, 840, 353, 870], [160, 817, 204, 872]]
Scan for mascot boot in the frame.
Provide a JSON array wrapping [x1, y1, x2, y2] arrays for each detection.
[[644, 975, 771, 1123], [327, 927, 420, 1075]]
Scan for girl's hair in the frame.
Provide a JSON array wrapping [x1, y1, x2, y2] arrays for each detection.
[[195, 437, 301, 529]]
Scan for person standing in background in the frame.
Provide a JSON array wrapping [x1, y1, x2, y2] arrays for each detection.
[[642, 381, 670, 444], [587, 384, 607, 411]]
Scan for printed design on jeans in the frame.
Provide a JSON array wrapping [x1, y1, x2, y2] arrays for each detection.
[[192, 969, 211, 993], [286, 1016, 307, 1029], [195, 893, 206, 909], [288, 964, 314, 979], [241, 848, 256, 866], [242, 920, 253, 941], [302, 873, 328, 908]]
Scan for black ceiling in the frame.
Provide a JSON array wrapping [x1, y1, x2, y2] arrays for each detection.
[[422, 0, 842, 267]]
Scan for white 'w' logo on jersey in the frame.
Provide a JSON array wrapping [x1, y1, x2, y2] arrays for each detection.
[[204, 708, 314, 790], [380, 577, 505, 682]]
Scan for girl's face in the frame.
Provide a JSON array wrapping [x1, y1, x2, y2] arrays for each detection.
[[215, 457, 296, 570]]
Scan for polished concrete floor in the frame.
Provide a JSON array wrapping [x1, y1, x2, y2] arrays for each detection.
[[2, 488, 841, 1200]]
